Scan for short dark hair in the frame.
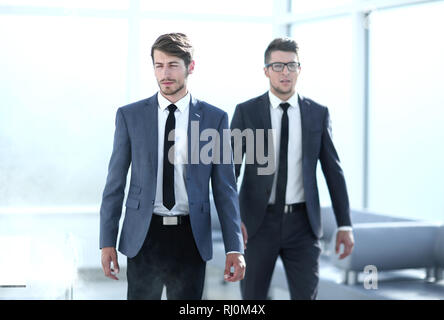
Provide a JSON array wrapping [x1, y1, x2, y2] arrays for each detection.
[[264, 37, 299, 64], [151, 33, 194, 67]]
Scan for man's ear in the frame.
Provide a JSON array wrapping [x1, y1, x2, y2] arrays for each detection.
[[188, 60, 195, 74], [264, 66, 270, 79]]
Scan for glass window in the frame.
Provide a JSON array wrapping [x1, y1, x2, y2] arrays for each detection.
[[291, 16, 361, 208], [0, 0, 128, 9], [140, 0, 273, 16], [291, 0, 352, 14], [368, 1, 444, 221], [0, 16, 128, 207]]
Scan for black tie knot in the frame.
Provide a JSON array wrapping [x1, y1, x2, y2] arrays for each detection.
[[280, 102, 290, 113], [168, 104, 177, 113]]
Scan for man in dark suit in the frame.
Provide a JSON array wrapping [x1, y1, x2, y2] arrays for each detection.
[[230, 37, 354, 300], [100, 33, 245, 300]]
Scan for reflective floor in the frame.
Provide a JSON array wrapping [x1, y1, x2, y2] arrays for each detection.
[[2, 261, 443, 300], [74, 265, 244, 300]]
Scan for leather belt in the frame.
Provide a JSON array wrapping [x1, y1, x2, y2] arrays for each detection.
[[152, 214, 189, 226], [267, 202, 306, 214]]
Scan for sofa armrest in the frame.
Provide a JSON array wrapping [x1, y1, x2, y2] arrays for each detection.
[[330, 222, 441, 272]]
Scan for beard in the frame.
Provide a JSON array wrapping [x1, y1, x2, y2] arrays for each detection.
[[159, 80, 185, 96], [271, 83, 294, 96], [158, 70, 189, 96]]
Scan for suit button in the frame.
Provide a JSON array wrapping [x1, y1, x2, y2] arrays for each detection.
[[151, 200, 155, 205]]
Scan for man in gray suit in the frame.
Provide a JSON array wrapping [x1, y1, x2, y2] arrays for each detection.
[[100, 33, 245, 300], [230, 38, 354, 300]]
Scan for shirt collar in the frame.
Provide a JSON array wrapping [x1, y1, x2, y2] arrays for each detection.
[[157, 91, 191, 113], [268, 90, 299, 110]]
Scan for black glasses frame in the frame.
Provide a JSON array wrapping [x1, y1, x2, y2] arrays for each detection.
[[265, 61, 301, 72]]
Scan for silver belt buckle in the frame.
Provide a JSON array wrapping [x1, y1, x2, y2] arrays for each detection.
[[284, 205, 290, 214], [163, 216, 178, 225]]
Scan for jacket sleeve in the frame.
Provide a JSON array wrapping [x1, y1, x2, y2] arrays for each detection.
[[211, 112, 244, 254], [319, 108, 352, 228], [230, 104, 246, 181], [99, 108, 131, 249]]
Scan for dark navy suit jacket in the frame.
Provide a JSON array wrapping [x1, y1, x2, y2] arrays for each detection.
[[230, 92, 352, 239], [100, 93, 244, 260]]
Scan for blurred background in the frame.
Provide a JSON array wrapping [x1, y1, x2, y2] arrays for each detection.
[[1, 0, 443, 299]]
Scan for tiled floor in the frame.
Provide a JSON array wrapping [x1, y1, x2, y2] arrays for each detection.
[[73, 265, 243, 300]]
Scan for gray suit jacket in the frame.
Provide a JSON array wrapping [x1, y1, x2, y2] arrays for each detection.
[[100, 93, 244, 260], [230, 92, 352, 239]]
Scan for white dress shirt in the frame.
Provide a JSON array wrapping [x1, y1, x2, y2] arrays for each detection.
[[268, 90, 305, 205], [153, 92, 190, 216]]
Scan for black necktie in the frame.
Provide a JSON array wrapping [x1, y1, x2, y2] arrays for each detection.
[[275, 102, 290, 213], [163, 104, 177, 210]]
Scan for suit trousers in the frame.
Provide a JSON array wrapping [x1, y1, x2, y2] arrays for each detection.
[[127, 214, 206, 300], [240, 205, 321, 300]]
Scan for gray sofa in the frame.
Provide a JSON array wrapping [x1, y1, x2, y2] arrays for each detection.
[[321, 206, 444, 284], [329, 220, 444, 284], [320, 207, 413, 244]]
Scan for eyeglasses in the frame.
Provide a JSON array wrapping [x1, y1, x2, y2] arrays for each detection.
[[265, 62, 301, 72]]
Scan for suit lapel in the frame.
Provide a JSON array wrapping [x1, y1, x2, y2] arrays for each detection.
[[144, 93, 159, 176], [258, 92, 272, 131], [256, 92, 272, 156], [298, 94, 310, 158], [186, 95, 203, 186]]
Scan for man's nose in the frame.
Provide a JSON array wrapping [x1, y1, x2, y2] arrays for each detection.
[[282, 65, 290, 75], [163, 66, 171, 78]]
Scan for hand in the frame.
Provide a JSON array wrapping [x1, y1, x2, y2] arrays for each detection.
[[101, 247, 120, 280], [240, 222, 248, 250], [335, 230, 355, 260], [224, 253, 246, 282]]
